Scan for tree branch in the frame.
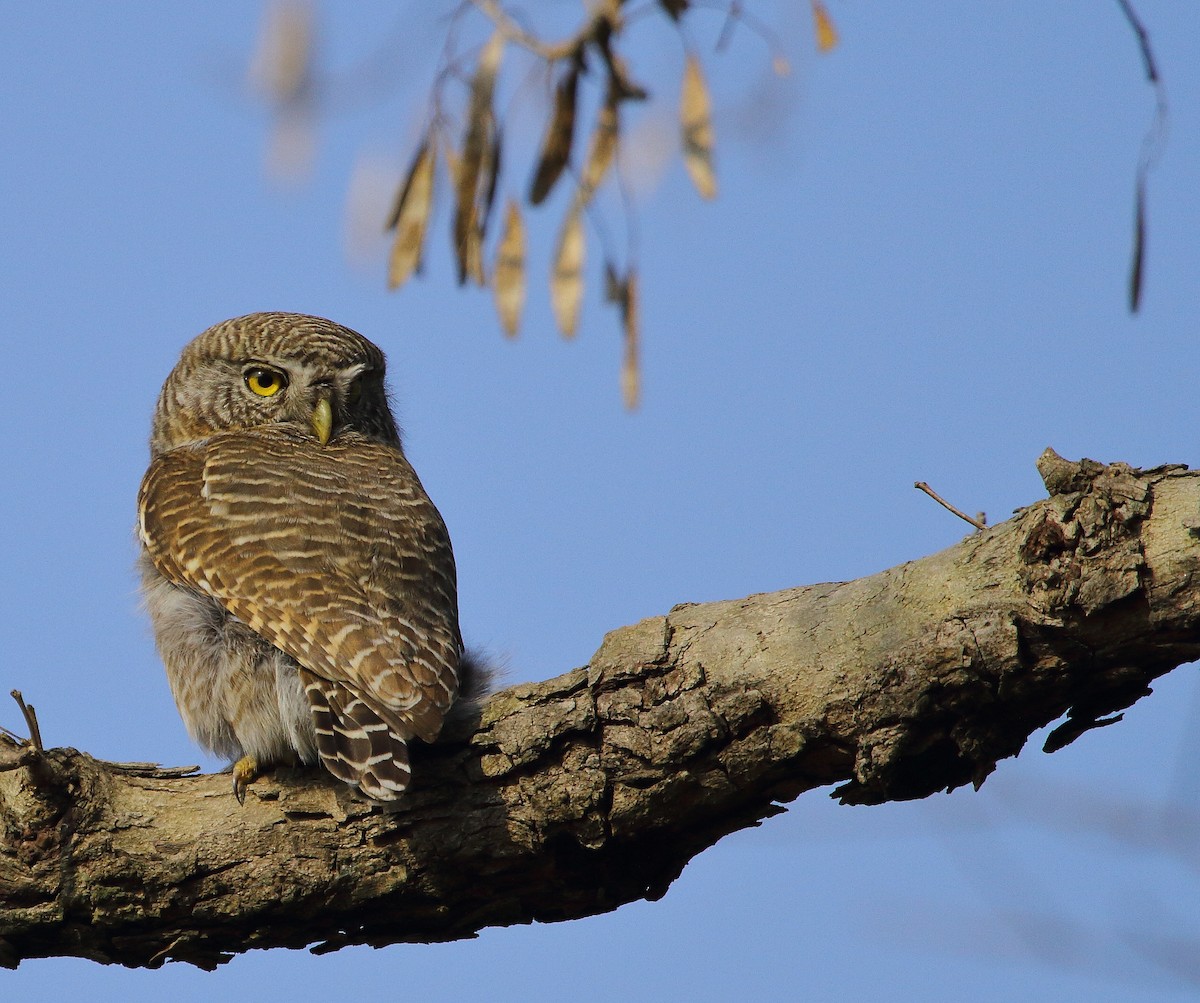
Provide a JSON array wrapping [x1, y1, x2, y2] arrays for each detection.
[[3, 450, 1200, 970], [470, 0, 622, 63]]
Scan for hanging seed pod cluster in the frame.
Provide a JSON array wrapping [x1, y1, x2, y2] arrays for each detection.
[[374, 0, 837, 408]]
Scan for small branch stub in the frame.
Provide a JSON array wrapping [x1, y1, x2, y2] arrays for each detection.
[[9, 690, 43, 752], [914, 481, 986, 531]]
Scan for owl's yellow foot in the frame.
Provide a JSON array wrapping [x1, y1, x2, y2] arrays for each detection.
[[232, 755, 259, 804]]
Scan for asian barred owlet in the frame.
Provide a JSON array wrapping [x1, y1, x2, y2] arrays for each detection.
[[138, 312, 474, 802]]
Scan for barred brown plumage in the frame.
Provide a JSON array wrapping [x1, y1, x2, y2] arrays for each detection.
[[138, 312, 472, 802]]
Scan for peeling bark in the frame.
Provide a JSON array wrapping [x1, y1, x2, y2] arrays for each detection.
[[3, 450, 1200, 970]]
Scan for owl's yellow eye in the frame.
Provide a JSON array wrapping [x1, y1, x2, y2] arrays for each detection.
[[245, 368, 287, 397]]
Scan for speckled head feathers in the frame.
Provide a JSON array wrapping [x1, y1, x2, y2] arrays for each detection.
[[150, 312, 400, 454]]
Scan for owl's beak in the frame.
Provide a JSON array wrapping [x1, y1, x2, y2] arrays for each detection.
[[311, 397, 333, 446]]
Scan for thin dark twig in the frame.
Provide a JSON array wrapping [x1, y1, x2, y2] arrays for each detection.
[[914, 482, 987, 532], [691, 0, 790, 66], [1115, 0, 1168, 313], [10, 690, 43, 752], [1116, 0, 1157, 82], [716, 1, 741, 53], [1130, 178, 1147, 312]]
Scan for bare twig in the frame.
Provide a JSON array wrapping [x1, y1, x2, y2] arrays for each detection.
[[146, 935, 188, 969], [695, 0, 792, 71], [914, 481, 987, 532], [9, 691, 42, 752], [715, 1, 742, 53], [1116, 0, 1157, 82], [1115, 0, 1168, 312], [470, 0, 621, 62]]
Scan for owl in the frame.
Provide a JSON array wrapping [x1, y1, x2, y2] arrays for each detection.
[[138, 312, 472, 802]]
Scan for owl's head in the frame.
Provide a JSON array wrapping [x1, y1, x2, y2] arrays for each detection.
[[150, 313, 402, 454]]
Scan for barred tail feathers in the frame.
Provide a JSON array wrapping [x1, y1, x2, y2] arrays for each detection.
[[300, 667, 411, 800]]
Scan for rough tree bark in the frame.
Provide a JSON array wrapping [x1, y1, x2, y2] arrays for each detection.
[[3, 450, 1199, 970]]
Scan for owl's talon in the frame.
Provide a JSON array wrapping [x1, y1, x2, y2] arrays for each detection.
[[232, 756, 259, 804]]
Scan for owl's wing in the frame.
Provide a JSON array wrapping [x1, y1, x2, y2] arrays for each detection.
[[138, 428, 462, 796]]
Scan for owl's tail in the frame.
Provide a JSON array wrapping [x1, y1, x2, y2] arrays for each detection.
[[300, 650, 498, 801], [300, 667, 412, 801]]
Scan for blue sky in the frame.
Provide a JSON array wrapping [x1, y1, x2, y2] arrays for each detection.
[[3, 3, 1199, 1000]]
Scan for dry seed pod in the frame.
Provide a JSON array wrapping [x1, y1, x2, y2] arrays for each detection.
[[460, 121, 501, 286], [658, 0, 689, 21], [479, 124, 503, 235], [493, 199, 526, 337], [460, 217, 486, 285], [812, 0, 839, 53], [604, 48, 649, 103], [603, 259, 622, 303], [680, 54, 716, 200], [386, 141, 436, 290], [250, 0, 312, 104], [620, 269, 640, 410], [384, 140, 426, 232], [551, 202, 585, 338], [530, 66, 580, 205], [454, 32, 504, 283], [580, 84, 619, 204]]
